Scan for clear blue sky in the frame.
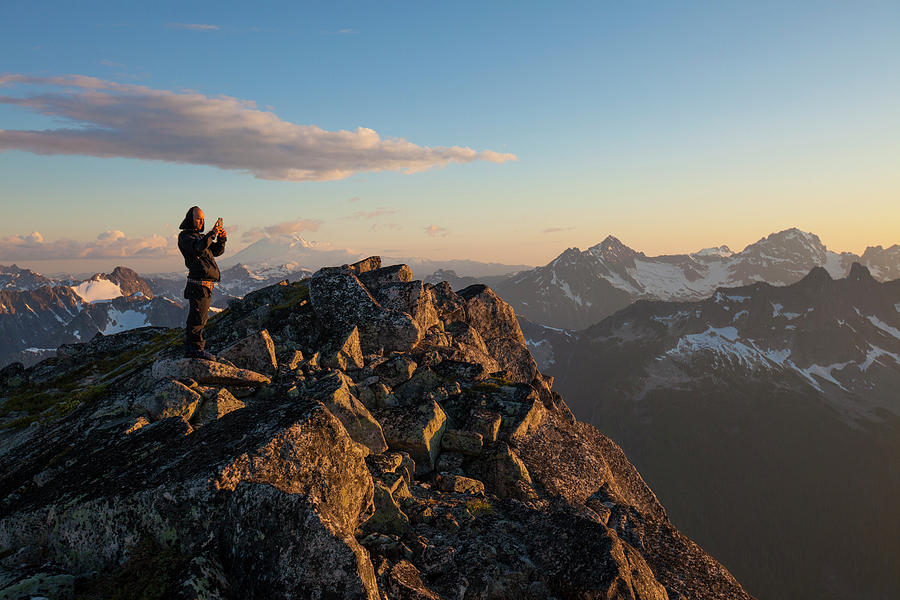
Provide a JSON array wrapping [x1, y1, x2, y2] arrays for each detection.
[[1, 1, 898, 273]]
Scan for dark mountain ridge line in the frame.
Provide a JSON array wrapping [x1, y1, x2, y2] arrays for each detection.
[[0, 256, 752, 600], [494, 227, 899, 330], [547, 261, 900, 600]]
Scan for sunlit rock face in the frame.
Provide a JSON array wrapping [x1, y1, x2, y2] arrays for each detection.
[[0, 257, 753, 600]]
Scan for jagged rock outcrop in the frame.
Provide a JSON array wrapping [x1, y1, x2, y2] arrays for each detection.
[[0, 256, 754, 600]]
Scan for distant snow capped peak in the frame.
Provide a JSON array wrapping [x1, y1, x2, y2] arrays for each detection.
[[495, 228, 898, 330], [588, 235, 639, 264], [693, 245, 733, 258], [754, 227, 825, 251], [282, 234, 319, 249]]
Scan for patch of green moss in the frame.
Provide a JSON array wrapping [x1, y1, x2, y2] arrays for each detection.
[[0, 383, 109, 430], [74, 537, 189, 600], [0, 334, 167, 428], [270, 282, 310, 314], [466, 497, 494, 517]]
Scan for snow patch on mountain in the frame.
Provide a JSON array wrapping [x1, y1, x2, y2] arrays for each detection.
[[71, 279, 122, 303], [866, 315, 900, 340], [666, 326, 766, 368], [800, 361, 853, 391], [101, 309, 151, 334], [771, 303, 801, 319], [859, 345, 900, 371]]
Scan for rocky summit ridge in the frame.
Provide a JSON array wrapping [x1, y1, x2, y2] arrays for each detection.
[[0, 257, 751, 600]]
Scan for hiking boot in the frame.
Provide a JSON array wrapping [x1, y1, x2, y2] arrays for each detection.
[[185, 349, 217, 361]]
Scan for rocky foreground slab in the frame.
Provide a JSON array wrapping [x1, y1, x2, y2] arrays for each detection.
[[0, 257, 753, 600]]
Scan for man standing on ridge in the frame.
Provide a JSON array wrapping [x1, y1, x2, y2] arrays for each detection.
[[178, 206, 226, 360]]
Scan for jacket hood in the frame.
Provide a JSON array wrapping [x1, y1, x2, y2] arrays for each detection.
[[179, 206, 204, 231]]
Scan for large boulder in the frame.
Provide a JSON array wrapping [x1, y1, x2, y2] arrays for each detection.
[[364, 480, 410, 535], [193, 387, 245, 428], [440, 429, 483, 456], [435, 474, 485, 495], [378, 400, 447, 474], [134, 379, 202, 421], [309, 372, 388, 454], [443, 321, 501, 374], [468, 408, 502, 443], [374, 355, 417, 387], [358, 264, 414, 290], [348, 256, 382, 275], [524, 508, 670, 600], [466, 442, 534, 501], [217, 329, 278, 374], [456, 285, 538, 383], [0, 399, 379, 600], [151, 358, 271, 387], [457, 284, 525, 343], [309, 267, 422, 354], [321, 326, 365, 371], [393, 367, 442, 404], [370, 280, 440, 333], [429, 281, 467, 323]]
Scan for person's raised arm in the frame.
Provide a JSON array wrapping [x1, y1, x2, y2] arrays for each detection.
[[211, 231, 227, 257]]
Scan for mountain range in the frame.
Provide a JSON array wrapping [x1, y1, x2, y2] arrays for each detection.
[[494, 228, 900, 329], [531, 264, 900, 600], [0, 263, 323, 368], [222, 233, 532, 278], [0, 267, 183, 368], [2, 228, 898, 598]]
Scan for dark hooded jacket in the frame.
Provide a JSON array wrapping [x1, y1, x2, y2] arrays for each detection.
[[178, 207, 226, 286]]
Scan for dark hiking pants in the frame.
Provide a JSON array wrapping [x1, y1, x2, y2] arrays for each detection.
[[185, 289, 211, 353]]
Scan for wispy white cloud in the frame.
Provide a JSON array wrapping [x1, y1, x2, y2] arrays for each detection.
[[100, 59, 125, 68], [424, 225, 449, 237], [240, 218, 322, 242], [0, 230, 175, 260], [167, 22, 219, 31], [541, 226, 575, 234], [0, 74, 516, 182], [347, 196, 361, 203]]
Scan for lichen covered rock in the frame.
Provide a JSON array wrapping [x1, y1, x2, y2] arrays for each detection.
[[151, 358, 271, 387], [192, 387, 245, 428], [309, 371, 388, 454], [378, 400, 447, 473], [134, 378, 202, 421], [218, 329, 278, 373]]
